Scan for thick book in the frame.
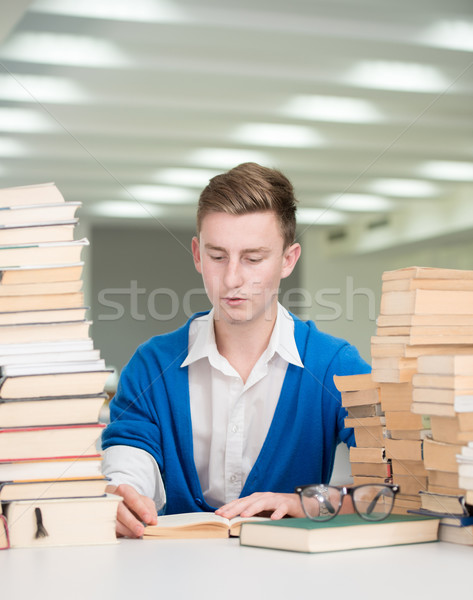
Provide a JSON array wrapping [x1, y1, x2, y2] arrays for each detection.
[[0, 306, 88, 327], [142, 512, 271, 539], [0, 455, 103, 482], [0, 279, 82, 297], [419, 491, 470, 515], [0, 238, 88, 268], [0, 347, 99, 367], [0, 320, 91, 344], [380, 290, 473, 316], [382, 266, 473, 281], [0, 262, 84, 285], [332, 373, 376, 392], [0, 476, 109, 501], [0, 291, 85, 312], [0, 182, 65, 208], [417, 354, 473, 376], [0, 221, 77, 245], [382, 279, 473, 292], [0, 424, 105, 460], [2, 494, 121, 548], [239, 513, 439, 553], [0, 368, 112, 398], [377, 314, 473, 327], [0, 202, 81, 226], [0, 393, 107, 428]]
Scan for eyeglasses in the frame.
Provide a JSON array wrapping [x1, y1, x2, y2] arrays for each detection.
[[295, 483, 400, 522]]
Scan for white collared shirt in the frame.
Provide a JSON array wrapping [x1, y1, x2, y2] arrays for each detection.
[[181, 303, 303, 506], [102, 303, 303, 509]]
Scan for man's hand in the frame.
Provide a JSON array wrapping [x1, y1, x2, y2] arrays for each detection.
[[215, 492, 306, 520], [106, 483, 157, 538]]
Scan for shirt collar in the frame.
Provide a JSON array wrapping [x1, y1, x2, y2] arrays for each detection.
[[180, 304, 304, 370]]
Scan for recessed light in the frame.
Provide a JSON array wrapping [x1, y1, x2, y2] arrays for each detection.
[[368, 178, 440, 197], [188, 148, 272, 169], [322, 194, 394, 212], [296, 208, 347, 226], [0, 137, 29, 156], [232, 123, 323, 148], [33, 0, 185, 23], [281, 95, 382, 123], [345, 61, 448, 93], [421, 21, 473, 52], [0, 32, 129, 67], [152, 168, 221, 188], [91, 201, 163, 219], [417, 161, 473, 181], [0, 107, 55, 132], [126, 185, 196, 204], [0, 74, 88, 103]]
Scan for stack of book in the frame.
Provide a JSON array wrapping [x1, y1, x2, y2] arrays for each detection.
[[371, 266, 473, 526], [333, 373, 391, 486], [0, 183, 120, 549]]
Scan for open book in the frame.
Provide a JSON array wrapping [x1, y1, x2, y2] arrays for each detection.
[[142, 512, 271, 539]]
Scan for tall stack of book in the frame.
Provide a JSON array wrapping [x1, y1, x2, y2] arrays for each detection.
[[372, 266, 473, 520], [0, 183, 120, 549], [333, 374, 391, 487]]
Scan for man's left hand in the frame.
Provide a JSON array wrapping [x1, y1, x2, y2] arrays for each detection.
[[215, 492, 305, 520]]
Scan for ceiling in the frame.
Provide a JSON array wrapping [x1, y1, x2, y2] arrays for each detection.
[[0, 0, 472, 252]]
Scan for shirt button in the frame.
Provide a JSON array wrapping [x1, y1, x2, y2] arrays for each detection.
[[230, 474, 238, 483], [195, 498, 203, 506], [231, 425, 238, 433]]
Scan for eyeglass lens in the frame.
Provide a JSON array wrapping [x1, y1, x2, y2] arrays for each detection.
[[352, 484, 395, 521], [300, 484, 395, 521]]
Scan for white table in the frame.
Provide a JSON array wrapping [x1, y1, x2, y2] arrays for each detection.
[[1, 538, 471, 599]]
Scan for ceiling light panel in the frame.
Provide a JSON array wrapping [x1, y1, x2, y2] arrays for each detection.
[[0, 32, 129, 67], [125, 185, 197, 204], [322, 194, 394, 212], [281, 95, 383, 123], [0, 107, 56, 132], [0, 74, 89, 103], [32, 0, 185, 23], [296, 207, 347, 226], [152, 168, 221, 188], [368, 178, 440, 197], [420, 21, 473, 52], [417, 161, 473, 181], [232, 123, 323, 148], [188, 148, 272, 169], [90, 201, 163, 219], [345, 61, 449, 93]]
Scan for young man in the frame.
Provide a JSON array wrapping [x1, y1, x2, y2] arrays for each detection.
[[101, 162, 370, 537]]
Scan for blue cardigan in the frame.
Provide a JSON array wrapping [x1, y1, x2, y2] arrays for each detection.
[[102, 312, 370, 514]]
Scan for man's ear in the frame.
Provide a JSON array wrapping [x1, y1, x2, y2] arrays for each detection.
[[191, 236, 202, 274], [281, 243, 301, 279]]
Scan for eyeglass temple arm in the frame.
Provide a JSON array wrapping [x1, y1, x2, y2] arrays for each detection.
[[366, 487, 396, 515]]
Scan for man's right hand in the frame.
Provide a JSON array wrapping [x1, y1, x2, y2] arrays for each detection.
[[106, 483, 158, 538]]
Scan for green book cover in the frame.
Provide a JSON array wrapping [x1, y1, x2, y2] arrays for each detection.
[[244, 513, 437, 531], [239, 513, 440, 553]]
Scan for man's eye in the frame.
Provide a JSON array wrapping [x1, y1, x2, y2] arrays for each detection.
[[210, 255, 224, 261], [247, 257, 263, 263]]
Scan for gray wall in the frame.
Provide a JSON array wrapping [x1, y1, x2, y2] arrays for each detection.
[[90, 225, 301, 373]]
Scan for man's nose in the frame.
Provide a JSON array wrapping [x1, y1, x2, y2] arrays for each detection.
[[223, 259, 244, 289]]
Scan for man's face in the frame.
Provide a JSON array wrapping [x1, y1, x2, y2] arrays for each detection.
[[192, 211, 300, 326]]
